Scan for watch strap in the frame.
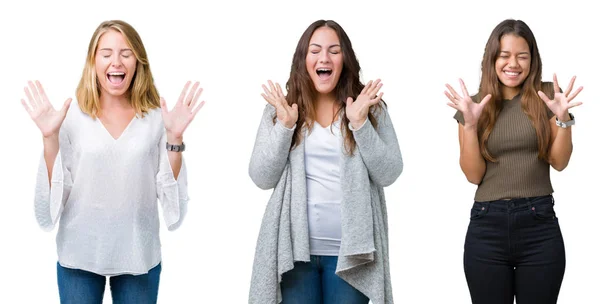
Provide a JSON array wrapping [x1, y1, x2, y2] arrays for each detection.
[[555, 113, 575, 128], [166, 142, 186, 152]]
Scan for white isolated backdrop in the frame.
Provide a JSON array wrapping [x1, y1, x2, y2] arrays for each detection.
[[0, 0, 598, 303]]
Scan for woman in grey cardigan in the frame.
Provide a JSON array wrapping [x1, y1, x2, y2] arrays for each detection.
[[248, 20, 403, 304]]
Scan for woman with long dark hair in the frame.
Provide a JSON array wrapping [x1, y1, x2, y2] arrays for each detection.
[[248, 19, 403, 303], [445, 19, 582, 304]]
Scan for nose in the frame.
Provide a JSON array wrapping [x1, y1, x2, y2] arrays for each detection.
[[111, 54, 123, 68], [508, 56, 518, 68], [318, 50, 330, 64]]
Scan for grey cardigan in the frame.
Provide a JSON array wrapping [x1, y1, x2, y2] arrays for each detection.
[[248, 103, 403, 304]]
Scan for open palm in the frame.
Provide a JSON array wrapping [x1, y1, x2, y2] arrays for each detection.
[[261, 80, 297, 129], [161, 81, 205, 139], [538, 74, 583, 120], [445, 78, 491, 127], [21, 80, 71, 137]]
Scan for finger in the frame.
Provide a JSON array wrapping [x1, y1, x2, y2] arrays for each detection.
[[267, 80, 276, 95], [261, 84, 272, 97], [537, 91, 551, 104], [446, 102, 460, 111], [553, 74, 560, 96], [445, 84, 461, 101], [459, 79, 470, 99], [261, 93, 276, 107], [191, 100, 206, 118], [21, 99, 32, 113], [370, 92, 383, 106], [190, 87, 203, 109], [361, 80, 373, 95], [291, 103, 298, 112], [160, 97, 169, 115], [178, 81, 191, 105], [60, 98, 72, 115], [567, 101, 583, 109], [369, 81, 383, 98], [444, 91, 458, 104], [36, 80, 51, 105], [567, 86, 583, 102], [24, 86, 38, 110], [564, 76, 576, 97], [28, 81, 43, 108], [367, 79, 381, 96], [186, 82, 200, 106], [479, 94, 493, 108], [276, 83, 284, 99]]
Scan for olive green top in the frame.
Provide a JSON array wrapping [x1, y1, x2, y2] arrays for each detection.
[[454, 87, 556, 202]]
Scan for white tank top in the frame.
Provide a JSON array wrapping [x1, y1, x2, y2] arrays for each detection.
[[304, 120, 343, 256]]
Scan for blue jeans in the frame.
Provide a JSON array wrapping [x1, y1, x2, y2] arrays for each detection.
[[464, 195, 566, 304], [57, 262, 161, 304], [280, 255, 369, 304]]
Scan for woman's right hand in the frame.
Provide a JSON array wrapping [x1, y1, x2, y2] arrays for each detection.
[[21, 81, 72, 138], [445, 78, 491, 128], [261, 80, 298, 129]]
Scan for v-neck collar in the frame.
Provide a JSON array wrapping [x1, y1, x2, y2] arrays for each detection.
[[97, 115, 137, 141]]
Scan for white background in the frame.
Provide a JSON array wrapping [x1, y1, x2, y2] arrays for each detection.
[[1, 0, 598, 303]]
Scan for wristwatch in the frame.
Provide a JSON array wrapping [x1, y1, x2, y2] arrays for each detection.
[[555, 113, 575, 129], [166, 142, 186, 152]]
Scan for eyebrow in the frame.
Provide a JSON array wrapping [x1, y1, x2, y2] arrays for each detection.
[[98, 48, 133, 52], [309, 43, 341, 48], [500, 50, 530, 55]]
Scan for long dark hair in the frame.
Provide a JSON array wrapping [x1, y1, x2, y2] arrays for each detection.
[[477, 19, 553, 162], [284, 19, 384, 155]]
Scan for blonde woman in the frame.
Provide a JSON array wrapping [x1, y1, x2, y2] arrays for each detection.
[[21, 20, 204, 303]]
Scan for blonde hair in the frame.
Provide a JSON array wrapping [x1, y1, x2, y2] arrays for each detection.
[[76, 20, 159, 118]]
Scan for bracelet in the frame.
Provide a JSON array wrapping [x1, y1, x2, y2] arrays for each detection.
[[166, 142, 186, 152], [555, 113, 575, 129]]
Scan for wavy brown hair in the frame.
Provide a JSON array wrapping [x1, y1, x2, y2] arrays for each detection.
[[76, 20, 160, 118], [477, 19, 553, 162], [283, 19, 384, 155]]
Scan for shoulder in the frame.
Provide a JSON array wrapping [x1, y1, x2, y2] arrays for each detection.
[[63, 100, 86, 128]]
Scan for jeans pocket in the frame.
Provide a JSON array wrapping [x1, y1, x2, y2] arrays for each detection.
[[530, 200, 557, 221], [470, 202, 489, 220]]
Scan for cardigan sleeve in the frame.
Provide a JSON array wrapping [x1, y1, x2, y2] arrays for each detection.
[[34, 127, 73, 232], [352, 103, 403, 187], [248, 104, 295, 190], [156, 130, 189, 231]]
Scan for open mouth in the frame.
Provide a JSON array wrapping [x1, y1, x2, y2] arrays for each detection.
[[107, 72, 126, 85], [316, 68, 332, 80]]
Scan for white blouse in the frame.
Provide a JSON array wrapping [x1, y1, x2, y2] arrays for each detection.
[[34, 103, 188, 276]]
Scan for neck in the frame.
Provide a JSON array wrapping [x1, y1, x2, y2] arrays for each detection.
[[501, 85, 521, 100], [100, 92, 132, 111], [315, 92, 337, 107]]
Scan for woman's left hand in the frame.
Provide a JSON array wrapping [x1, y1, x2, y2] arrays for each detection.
[[538, 74, 583, 121], [161, 81, 205, 142], [346, 79, 383, 129]]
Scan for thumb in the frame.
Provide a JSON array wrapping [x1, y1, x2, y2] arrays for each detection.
[[160, 97, 168, 115], [60, 98, 72, 115], [346, 97, 354, 107], [479, 94, 492, 108], [291, 103, 298, 112]]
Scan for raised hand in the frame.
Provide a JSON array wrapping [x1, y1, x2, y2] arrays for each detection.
[[161, 81, 205, 140], [261, 80, 297, 129], [538, 74, 583, 121], [445, 79, 491, 128], [346, 79, 384, 129], [21, 80, 72, 138]]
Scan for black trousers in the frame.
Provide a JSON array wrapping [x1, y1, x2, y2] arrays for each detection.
[[464, 195, 566, 304]]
